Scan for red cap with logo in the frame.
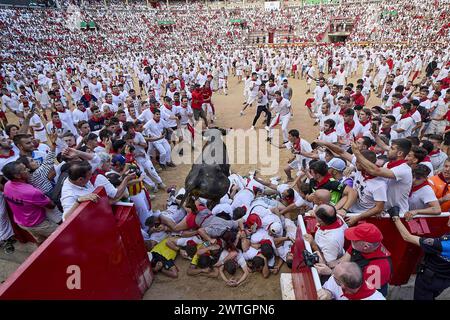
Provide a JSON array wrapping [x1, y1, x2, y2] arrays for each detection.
[[345, 223, 383, 243]]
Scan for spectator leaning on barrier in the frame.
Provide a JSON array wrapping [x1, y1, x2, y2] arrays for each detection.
[[315, 223, 392, 297], [2, 161, 58, 244], [389, 209, 450, 300], [317, 261, 385, 300]]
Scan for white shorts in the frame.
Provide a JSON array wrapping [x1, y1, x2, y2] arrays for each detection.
[[236, 70, 242, 76]]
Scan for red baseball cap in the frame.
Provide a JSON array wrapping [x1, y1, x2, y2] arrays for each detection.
[[345, 223, 383, 243], [245, 213, 262, 229]]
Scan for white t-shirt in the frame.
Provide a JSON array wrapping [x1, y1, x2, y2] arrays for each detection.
[[350, 172, 387, 213], [383, 162, 412, 215], [323, 276, 386, 300], [314, 216, 347, 263], [277, 184, 307, 207], [408, 185, 438, 211]]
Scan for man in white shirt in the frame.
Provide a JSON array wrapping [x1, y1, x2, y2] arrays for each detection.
[[313, 78, 330, 113], [303, 204, 348, 264], [352, 138, 412, 215], [143, 109, 173, 169], [317, 262, 385, 300], [394, 103, 415, 139], [240, 72, 261, 116], [60, 161, 101, 221], [268, 91, 292, 143]]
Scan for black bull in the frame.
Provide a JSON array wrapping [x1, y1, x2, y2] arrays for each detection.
[[181, 128, 231, 212]]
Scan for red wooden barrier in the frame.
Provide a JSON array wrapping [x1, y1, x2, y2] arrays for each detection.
[[0, 187, 152, 300], [300, 215, 450, 286]]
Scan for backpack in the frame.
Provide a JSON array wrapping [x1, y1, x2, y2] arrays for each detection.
[[49, 163, 70, 212]]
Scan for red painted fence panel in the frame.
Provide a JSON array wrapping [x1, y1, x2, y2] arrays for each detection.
[[0, 187, 152, 300]]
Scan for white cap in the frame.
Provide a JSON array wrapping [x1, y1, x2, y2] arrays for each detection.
[[327, 157, 346, 172], [269, 222, 283, 236], [176, 187, 186, 198]]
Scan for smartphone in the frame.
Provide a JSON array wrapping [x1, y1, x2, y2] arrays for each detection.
[[371, 122, 378, 133]]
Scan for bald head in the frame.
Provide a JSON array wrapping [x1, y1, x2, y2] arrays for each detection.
[[334, 262, 363, 291], [315, 204, 337, 226], [313, 189, 331, 205]]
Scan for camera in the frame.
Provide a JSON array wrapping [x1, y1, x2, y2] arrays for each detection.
[[302, 250, 319, 267], [387, 206, 400, 218], [128, 164, 141, 177]]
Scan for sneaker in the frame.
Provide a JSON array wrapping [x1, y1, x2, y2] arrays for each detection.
[[167, 162, 176, 168], [250, 126, 255, 130], [160, 164, 167, 170], [265, 126, 270, 131], [240, 111, 244, 116], [148, 194, 156, 200], [266, 137, 272, 142], [159, 182, 167, 189], [152, 186, 159, 193]]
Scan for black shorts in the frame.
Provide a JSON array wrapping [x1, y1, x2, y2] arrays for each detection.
[[151, 252, 175, 270]]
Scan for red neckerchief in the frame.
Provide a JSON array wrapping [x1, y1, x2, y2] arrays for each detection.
[[380, 127, 391, 135], [410, 180, 430, 196], [154, 118, 160, 123], [170, 88, 176, 92], [53, 119, 62, 129], [387, 159, 406, 169], [0, 149, 14, 158], [57, 108, 65, 113], [318, 217, 343, 231], [125, 153, 135, 163], [83, 94, 92, 102], [91, 115, 104, 123], [174, 101, 180, 107], [422, 156, 431, 162], [78, 106, 86, 112], [112, 92, 120, 96], [400, 111, 412, 120], [420, 97, 428, 102], [164, 104, 172, 111], [269, 83, 275, 87], [259, 239, 272, 246], [97, 142, 105, 148], [293, 138, 301, 153], [316, 172, 332, 188], [392, 102, 401, 109], [104, 111, 114, 119], [72, 86, 77, 92], [324, 128, 336, 135], [359, 118, 371, 127], [342, 281, 377, 300], [284, 196, 295, 205], [428, 149, 440, 156], [344, 121, 355, 134], [362, 170, 376, 181]]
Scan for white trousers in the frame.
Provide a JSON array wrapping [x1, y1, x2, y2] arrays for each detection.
[[153, 139, 172, 164], [136, 156, 162, 185], [130, 190, 153, 228], [269, 113, 291, 142]]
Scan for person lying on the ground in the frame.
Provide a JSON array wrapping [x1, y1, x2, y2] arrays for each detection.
[[149, 237, 179, 278], [214, 248, 250, 287], [254, 175, 312, 218], [186, 240, 222, 278]]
